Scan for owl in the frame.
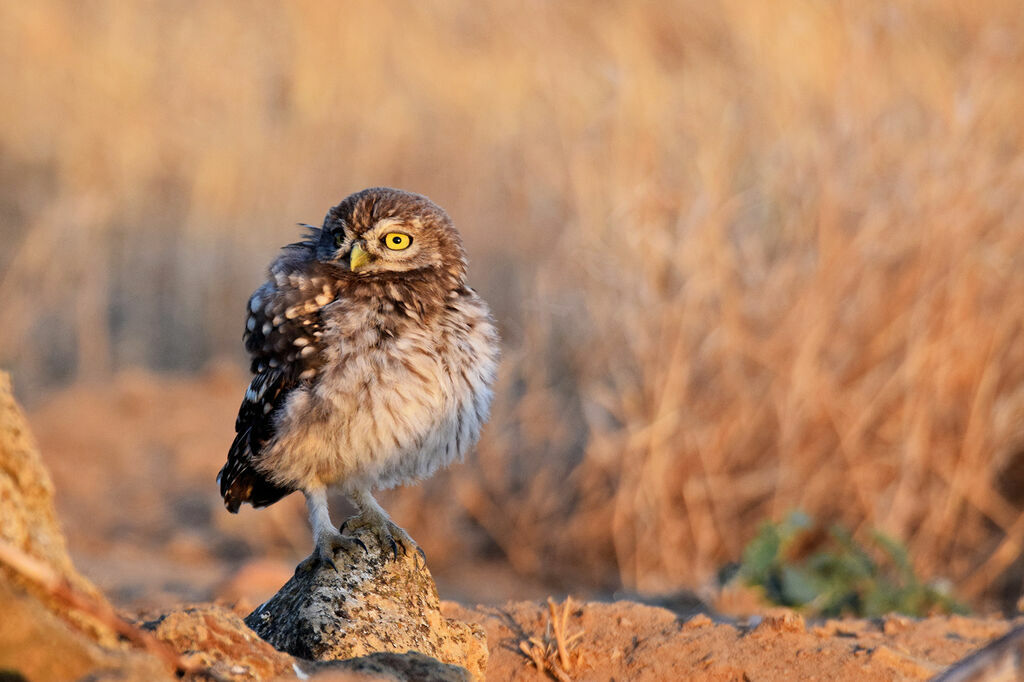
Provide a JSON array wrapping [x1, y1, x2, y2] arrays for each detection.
[[217, 187, 499, 568]]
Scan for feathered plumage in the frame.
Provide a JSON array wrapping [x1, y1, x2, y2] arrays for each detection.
[[217, 187, 499, 566]]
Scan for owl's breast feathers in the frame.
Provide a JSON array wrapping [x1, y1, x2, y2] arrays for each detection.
[[219, 243, 339, 511]]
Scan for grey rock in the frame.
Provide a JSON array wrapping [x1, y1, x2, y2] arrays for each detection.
[[304, 650, 472, 681], [932, 623, 1024, 682], [244, 526, 487, 680]]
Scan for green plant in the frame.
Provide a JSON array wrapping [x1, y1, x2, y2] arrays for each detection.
[[734, 511, 966, 618]]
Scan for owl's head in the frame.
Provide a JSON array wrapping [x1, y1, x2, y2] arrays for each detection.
[[317, 188, 467, 285]]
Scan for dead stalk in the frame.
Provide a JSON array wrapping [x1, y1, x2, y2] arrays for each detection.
[[519, 596, 586, 681]]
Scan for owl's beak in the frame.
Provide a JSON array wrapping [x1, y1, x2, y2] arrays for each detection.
[[349, 243, 372, 272]]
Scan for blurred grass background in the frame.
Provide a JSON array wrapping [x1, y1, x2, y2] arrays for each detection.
[[3, 0, 1024, 609]]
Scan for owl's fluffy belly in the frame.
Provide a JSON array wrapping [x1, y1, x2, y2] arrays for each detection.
[[258, 339, 486, 492]]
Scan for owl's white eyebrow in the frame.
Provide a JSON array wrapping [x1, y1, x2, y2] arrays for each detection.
[[372, 217, 406, 232]]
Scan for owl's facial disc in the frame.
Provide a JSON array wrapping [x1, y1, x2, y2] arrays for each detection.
[[345, 218, 442, 275]]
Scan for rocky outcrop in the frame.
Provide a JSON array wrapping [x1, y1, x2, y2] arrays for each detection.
[[143, 605, 295, 680], [0, 371, 171, 680], [0, 371, 114, 642], [0, 576, 170, 682], [245, 528, 488, 680], [140, 601, 482, 682]]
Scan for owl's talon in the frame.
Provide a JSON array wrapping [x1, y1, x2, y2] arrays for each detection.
[[308, 531, 364, 572], [296, 554, 320, 574], [341, 513, 421, 563], [296, 550, 337, 573]]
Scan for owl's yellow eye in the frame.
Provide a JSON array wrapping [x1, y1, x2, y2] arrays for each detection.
[[383, 232, 412, 250]]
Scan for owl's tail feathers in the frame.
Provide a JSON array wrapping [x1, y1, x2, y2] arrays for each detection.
[[217, 463, 292, 512], [218, 431, 293, 512]]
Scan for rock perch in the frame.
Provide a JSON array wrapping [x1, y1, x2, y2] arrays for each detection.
[[244, 525, 487, 680]]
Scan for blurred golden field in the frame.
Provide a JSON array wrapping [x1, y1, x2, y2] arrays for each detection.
[[3, 0, 1024, 610]]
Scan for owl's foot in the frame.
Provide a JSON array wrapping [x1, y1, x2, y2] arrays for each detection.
[[297, 531, 367, 573], [341, 514, 425, 565]]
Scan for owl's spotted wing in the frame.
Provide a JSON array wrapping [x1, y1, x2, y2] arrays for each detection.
[[218, 245, 336, 512], [219, 366, 293, 511]]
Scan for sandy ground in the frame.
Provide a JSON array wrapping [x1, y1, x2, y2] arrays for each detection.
[[22, 368, 1019, 679], [446, 600, 1018, 681]]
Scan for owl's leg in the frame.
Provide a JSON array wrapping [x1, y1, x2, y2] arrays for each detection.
[[341, 489, 424, 564], [297, 487, 366, 572]]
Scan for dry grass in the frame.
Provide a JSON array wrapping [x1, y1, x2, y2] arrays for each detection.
[[519, 597, 585, 681], [3, 1, 1024, 605]]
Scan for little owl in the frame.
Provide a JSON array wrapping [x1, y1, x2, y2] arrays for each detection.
[[217, 187, 499, 567]]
